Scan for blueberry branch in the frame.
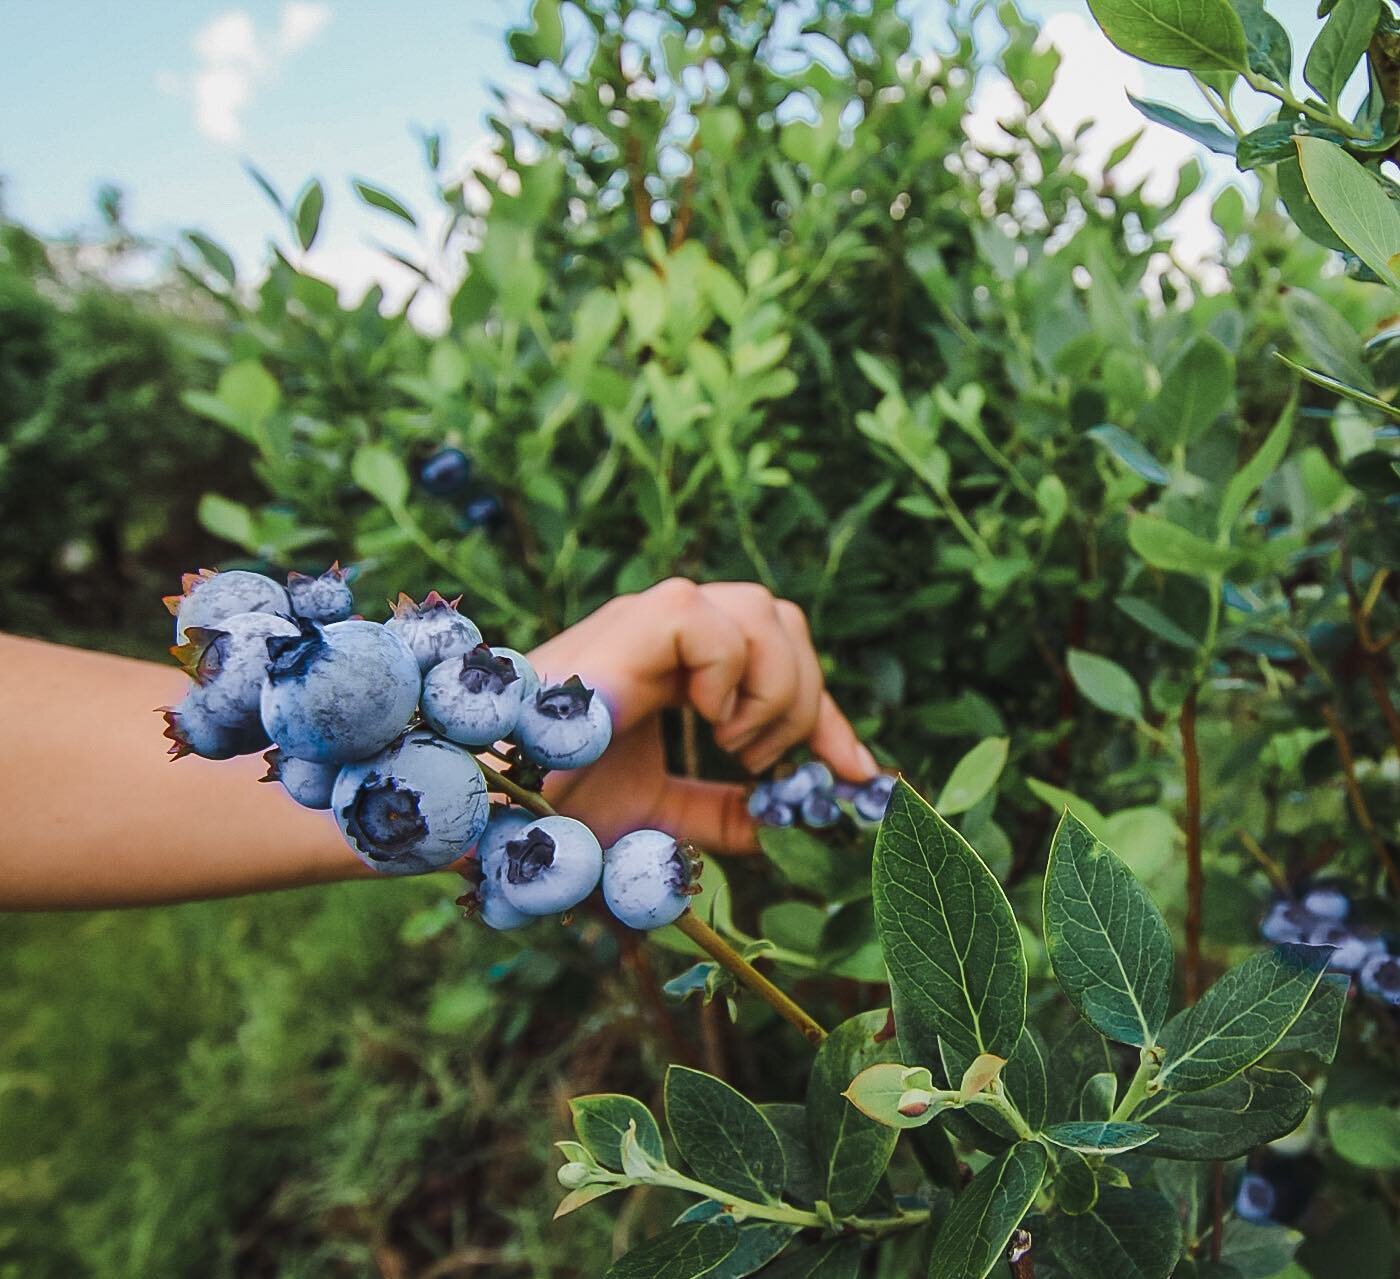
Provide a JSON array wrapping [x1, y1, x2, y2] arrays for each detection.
[[475, 761, 830, 1045]]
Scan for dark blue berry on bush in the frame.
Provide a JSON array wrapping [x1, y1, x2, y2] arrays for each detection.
[[418, 447, 472, 497], [458, 493, 504, 532]]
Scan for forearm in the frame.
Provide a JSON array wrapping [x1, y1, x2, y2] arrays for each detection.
[[0, 633, 376, 909]]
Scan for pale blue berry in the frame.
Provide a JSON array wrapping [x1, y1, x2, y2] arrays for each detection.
[[854, 774, 896, 822], [1301, 883, 1351, 922], [603, 830, 698, 930], [498, 815, 602, 915], [1234, 1173, 1276, 1224], [385, 591, 483, 673], [167, 568, 291, 642], [286, 562, 355, 623], [1360, 952, 1400, 1006], [801, 789, 842, 829], [1260, 900, 1313, 946], [160, 691, 269, 760], [1307, 921, 1384, 973], [422, 644, 528, 748], [261, 748, 338, 809], [173, 611, 300, 733], [513, 676, 612, 770], [474, 807, 536, 931]]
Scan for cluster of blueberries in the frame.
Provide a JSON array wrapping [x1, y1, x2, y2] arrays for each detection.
[[157, 564, 698, 932], [749, 764, 894, 830], [418, 447, 502, 533], [1260, 882, 1400, 1008]]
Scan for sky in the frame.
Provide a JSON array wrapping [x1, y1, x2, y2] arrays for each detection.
[[0, 1, 1315, 331]]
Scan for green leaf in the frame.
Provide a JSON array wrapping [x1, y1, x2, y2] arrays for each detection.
[[1296, 138, 1400, 291], [841, 1062, 946, 1130], [291, 178, 325, 251], [1158, 944, 1333, 1092], [927, 1142, 1047, 1279], [806, 1011, 901, 1214], [1328, 1102, 1400, 1169], [1220, 1219, 1302, 1278], [1066, 649, 1143, 722], [554, 1183, 622, 1218], [1052, 1148, 1100, 1215], [665, 1067, 786, 1203], [352, 179, 417, 227], [351, 444, 410, 510], [1087, 424, 1171, 484], [1135, 1068, 1310, 1159], [1236, 122, 1346, 171], [1235, 0, 1292, 82], [758, 1104, 821, 1205], [1218, 394, 1296, 533], [570, 1095, 666, 1171], [1041, 1122, 1159, 1154], [1275, 353, 1400, 420], [1128, 515, 1239, 576], [757, 826, 867, 903], [218, 360, 279, 428], [184, 231, 237, 286], [760, 1240, 862, 1279], [1273, 972, 1347, 1063], [1115, 596, 1201, 650], [1141, 333, 1234, 444], [1044, 811, 1174, 1047], [1086, 0, 1247, 72], [197, 494, 257, 550], [243, 161, 286, 213], [1081, 1072, 1118, 1121], [1035, 1187, 1182, 1279], [935, 737, 1009, 816], [605, 1221, 739, 1279], [1126, 93, 1237, 155], [1304, 0, 1378, 105], [873, 781, 1027, 1075]]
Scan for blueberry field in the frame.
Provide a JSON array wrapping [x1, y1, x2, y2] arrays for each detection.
[[2, 1, 1400, 1277]]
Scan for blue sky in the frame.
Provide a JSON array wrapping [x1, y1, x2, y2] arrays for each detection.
[[1, 0, 1298, 326]]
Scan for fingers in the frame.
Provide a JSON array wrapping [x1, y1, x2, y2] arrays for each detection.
[[809, 691, 877, 780], [738, 599, 823, 773], [649, 776, 758, 855], [706, 582, 800, 755]]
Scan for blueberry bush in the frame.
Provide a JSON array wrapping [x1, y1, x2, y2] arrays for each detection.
[[2, 0, 1399, 1275]]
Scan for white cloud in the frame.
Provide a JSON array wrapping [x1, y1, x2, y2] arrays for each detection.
[[158, 3, 332, 144]]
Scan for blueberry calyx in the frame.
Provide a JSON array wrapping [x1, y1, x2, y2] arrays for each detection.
[[265, 618, 327, 681], [506, 829, 558, 884], [171, 625, 229, 684], [342, 775, 429, 857], [535, 675, 594, 721], [459, 644, 519, 695], [390, 589, 464, 620]]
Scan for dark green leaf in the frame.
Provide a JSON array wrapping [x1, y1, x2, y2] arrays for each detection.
[[1140, 333, 1234, 445], [1236, 121, 1345, 170], [1067, 649, 1144, 721], [1088, 424, 1171, 483], [352, 179, 418, 227], [927, 1142, 1047, 1279], [1128, 516, 1238, 576], [1296, 137, 1400, 291], [1115, 597, 1201, 650], [702, 1219, 798, 1279], [1275, 353, 1400, 420], [1035, 1188, 1181, 1279], [292, 179, 325, 252], [1086, 0, 1248, 73], [1327, 1102, 1400, 1169], [184, 231, 237, 286], [1217, 394, 1296, 532], [758, 826, 867, 903], [758, 1104, 821, 1205], [806, 1011, 901, 1215], [1135, 1067, 1311, 1159], [1044, 811, 1174, 1047], [1304, 0, 1379, 105], [759, 1239, 862, 1279], [571, 1094, 666, 1171], [1041, 1122, 1158, 1154], [1234, 0, 1292, 81], [1158, 945, 1333, 1092], [605, 1221, 739, 1279], [1272, 971, 1347, 1063], [1051, 1148, 1100, 1215], [1080, 1072, 1118, 1121], [1126, 94, 1237, 155], [873, 781, 1027, 1076], [1047, 1020, 1115, 1123], [665, 1067, 786, 1203], [351, 444, 409, 510], [1219, 1219, 1302, 1278], [244, 161, 286, 213]]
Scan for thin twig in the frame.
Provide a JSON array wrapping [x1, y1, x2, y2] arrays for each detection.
[[1234, 828, 1291, 896], [1182, 689, 1204, 1004], [478, 762, 554, 815], [1320, 703, 1400, 897], [1341, 542, 1400, 758], [1209, 1162, 1225, 1263]]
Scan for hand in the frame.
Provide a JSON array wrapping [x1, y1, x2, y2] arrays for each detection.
[[524, 578, 876, 853]]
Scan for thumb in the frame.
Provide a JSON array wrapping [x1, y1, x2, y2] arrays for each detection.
[[649, 776, 758, 855]]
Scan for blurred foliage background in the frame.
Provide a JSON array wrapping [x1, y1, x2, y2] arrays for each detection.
[[1, 0, 1397, 1275]]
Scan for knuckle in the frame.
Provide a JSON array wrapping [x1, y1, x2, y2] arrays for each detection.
[[650, 576, 701, 609]]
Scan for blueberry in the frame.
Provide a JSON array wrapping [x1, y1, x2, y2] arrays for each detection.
[[488, 646, 540, 700], [459, 494, 503, 531], [1234, 1172, 1277, 1224], [1260, 900, 1315, 945], [759, 800, 796, 828], [498, 815, 603, 915], [747, 782, 775, 820], [513, 675, 613, 771], [385, 591, 483, 674], [286, 561, 355, 624], [801, 789, 842, 829], [160, 691, 269, 760], [1304, 921, 1383, 973], [165, 568, 291, 642], [473, 806, 535, 931], [171, 611, 300, 732], [261, 748, 338, 809], [603, 830, 699, 930], [418, 448, 472, 497], [854, 774, 896, 823], [332, 729, 489, 875], [1360, 952, 1400, 1006], [422, 644, 528, 748], [260, 618, 421, 764], [1301, 882, 1351, 923]]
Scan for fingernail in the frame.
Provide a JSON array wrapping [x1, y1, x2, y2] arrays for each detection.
[[855, 745, 878, 777], [717, 689, 738, 723]]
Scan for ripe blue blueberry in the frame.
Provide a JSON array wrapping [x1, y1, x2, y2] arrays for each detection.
[[747, 782, 775, 819], [166, 568, 292, 642], [854, 774, 896, 823], [385, 591, 484, 673], [286, 562, 355, 623], [1360, 952, 1400, 1006], [513, 675, 613, 770], [1304, 921, 1383, 973], [418, 447, 472, 497], [801, 789, 842, 829], [260, 618, 421, 764], [472, 806, 536, 931], [261, 748, 338, 809], [488, 646, 540, 699], [758, 800, 796, 828], [422, 644, 528, 748], [458, 494, 503, 531], [160, 691, 269, 760], [602, 830, 700, 930], [1300, 882, 1351, 922], [771, 761, 834, 807], [172, 612, 300, 732], [1234, 1172, 1277, 1224], [1260, 900, 1314, 945], [332, 729, 488, 875], [498, 815, 603, 915]]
